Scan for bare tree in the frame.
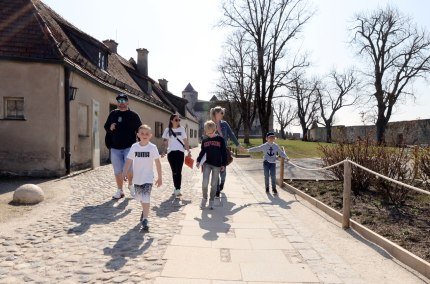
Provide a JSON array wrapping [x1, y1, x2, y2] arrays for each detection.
[[287, 76, 319, 141], [221, 0, 313, 142], [317, 69, 360, 143], [273, 99, 296, 139], [216, 31, 257, 144], [352, 6, 430, 144]]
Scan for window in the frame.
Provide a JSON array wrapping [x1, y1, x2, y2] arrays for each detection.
[[194, 130, 197, 138], [78, 104, 89, 136], [155, 121, 163, 138], [190, 128, 193, 138], [98, 51, 107, 70], [4, 97, 24, 119]]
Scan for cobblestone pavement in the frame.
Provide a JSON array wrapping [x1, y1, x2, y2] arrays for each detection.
[[0, 153, 428, 283], [0, 155, 198, 283]]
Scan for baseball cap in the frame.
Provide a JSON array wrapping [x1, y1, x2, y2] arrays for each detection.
[[266, 132, 275, 138], [116, 93, 128, 101]]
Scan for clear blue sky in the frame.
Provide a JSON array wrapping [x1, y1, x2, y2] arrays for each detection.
[[43, 0, 430, 132]]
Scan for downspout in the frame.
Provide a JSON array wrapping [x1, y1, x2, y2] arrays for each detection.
[[64, 67, 71, 174]]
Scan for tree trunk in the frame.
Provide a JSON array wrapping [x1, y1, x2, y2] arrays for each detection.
[[325, 125, 332, 143], [375, 116, 387, 145], [280, 128, 286, 139], [301, 125, 308, 141]]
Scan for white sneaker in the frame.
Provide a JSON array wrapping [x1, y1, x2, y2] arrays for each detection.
[[174, 189, 182, 197], [112, 189, 124, 199], [128, 184, 135, 198]]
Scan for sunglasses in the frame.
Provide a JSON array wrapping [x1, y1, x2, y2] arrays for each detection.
[[117, 99, 127, 103], [174, 119, 181, 122]]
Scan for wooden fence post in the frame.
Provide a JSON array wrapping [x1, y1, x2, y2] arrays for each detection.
[[279, 157, 285, 186], [342, 159, 352, 229]]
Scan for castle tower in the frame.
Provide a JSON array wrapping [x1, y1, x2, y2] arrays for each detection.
[[182, 83, 198, 110]]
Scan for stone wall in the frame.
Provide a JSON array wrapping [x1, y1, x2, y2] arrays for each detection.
[[307, 119, 430, 146]]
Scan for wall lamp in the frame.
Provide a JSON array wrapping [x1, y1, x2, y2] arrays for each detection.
[[69, 86, 78, 101]]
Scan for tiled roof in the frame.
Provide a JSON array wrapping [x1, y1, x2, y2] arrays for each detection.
[[183, 83, 197, 93], [1, 0, 171, 110], [0, 0, 61, 60]]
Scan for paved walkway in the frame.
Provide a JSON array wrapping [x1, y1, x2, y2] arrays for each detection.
[[0, 150, 428, 283]]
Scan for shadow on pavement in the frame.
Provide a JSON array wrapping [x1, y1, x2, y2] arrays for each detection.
[[346, 228, 393, 259], [264, 192, 297, 209], [152, 195, 191, 218], [103, 224, 154, 270], [67, 198, 131, 235], [194, 194, 250, 241]]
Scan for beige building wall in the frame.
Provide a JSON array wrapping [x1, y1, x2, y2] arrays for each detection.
[[69, 74, 199, 169], [0, 61, 200, 176], [69, 74, 172, 168], [0, 61, 64, 176]]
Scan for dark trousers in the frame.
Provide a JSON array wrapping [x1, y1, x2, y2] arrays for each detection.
[[167, 150, 185, 189], [263, 160, 277, 189]]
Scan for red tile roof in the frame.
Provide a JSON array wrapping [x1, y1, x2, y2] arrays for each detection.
[[1, 0, 169, 109], [0, 0, 61, 60]]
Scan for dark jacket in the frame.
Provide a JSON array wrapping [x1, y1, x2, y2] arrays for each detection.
[[104, 109, 141, 149]]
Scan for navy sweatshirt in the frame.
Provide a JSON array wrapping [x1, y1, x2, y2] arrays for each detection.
[[197, 135, 227, 167]]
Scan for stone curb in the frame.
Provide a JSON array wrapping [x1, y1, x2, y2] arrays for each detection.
[[283, 181, 430, 280]]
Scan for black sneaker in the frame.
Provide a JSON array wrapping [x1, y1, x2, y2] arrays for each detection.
[[141, 219, 149, 231], [273, 189, 278, 195], [265, 187, 269, 193]]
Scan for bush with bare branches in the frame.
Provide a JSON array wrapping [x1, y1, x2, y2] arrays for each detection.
[[319, 139, 425, 205]]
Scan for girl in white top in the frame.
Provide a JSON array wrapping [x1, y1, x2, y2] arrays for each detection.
[[162, 113, 191, 197], [123, 124, 162, 231]]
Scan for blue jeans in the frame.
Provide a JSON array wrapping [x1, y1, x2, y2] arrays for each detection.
[[111, 148, 131, 175], [263, 161, 276, 189], [202, 164, 221, 201]]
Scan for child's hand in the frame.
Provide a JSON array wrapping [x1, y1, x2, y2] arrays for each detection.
[[220, 166, 225, 172], [155, 177, 162, 187], [122, 172, 128, 181]]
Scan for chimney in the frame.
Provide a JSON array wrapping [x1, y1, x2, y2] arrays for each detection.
[[136, 48, 149, 77], [103, 39, 118, 53], [158, 79, 168, 91]]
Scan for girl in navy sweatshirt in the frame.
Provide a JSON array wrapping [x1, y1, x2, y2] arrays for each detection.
[[196, 121, 227, 209]]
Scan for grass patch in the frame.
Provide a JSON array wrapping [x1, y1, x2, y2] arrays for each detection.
[[237, 138, 334, 159]]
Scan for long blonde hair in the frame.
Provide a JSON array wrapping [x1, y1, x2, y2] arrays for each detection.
[[210, 106, 225, 121]]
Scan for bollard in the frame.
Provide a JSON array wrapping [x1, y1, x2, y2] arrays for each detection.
[[342, 159, 352, 229], [279, 157, 285, 186]]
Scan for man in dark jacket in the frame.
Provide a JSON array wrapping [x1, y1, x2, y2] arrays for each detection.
[[104, 93, 141, 199]]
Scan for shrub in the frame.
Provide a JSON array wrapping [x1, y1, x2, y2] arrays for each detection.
[[319, 137, 375, 194], [371, 146, 411, 205], [412, 146, 430, 189]]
